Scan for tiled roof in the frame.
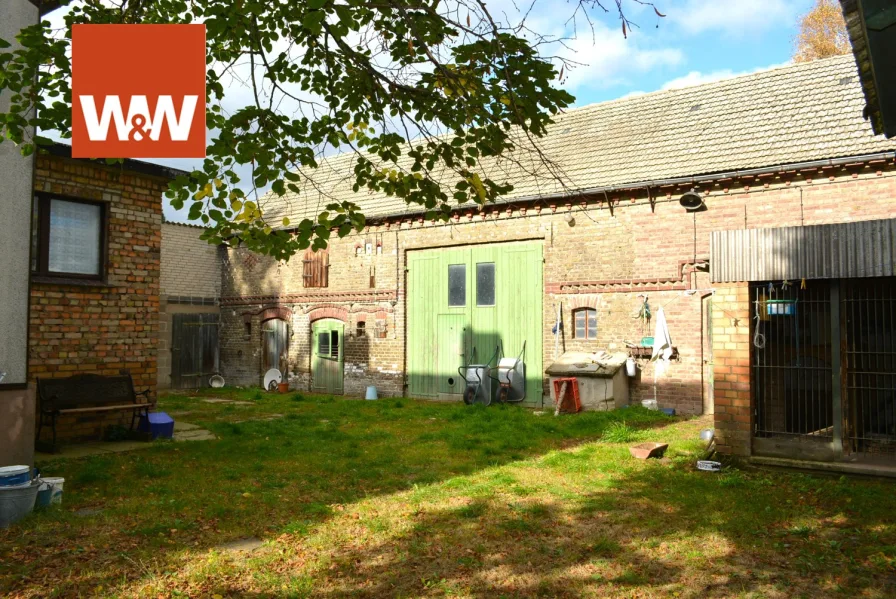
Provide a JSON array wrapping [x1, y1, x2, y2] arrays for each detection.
[[262, 54, 895, 223]]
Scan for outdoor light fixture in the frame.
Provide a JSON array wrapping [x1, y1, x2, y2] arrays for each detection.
[[679, 189, 707, 213]]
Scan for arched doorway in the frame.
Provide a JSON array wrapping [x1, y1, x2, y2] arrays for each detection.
[[311, 319, 344, 394]]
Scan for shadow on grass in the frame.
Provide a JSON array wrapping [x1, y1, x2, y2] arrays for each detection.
[[1, 399, 670, 597], [205, 445, 896, 598]]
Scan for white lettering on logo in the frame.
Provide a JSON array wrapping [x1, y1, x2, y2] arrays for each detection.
[[78, 95, 198, 141]]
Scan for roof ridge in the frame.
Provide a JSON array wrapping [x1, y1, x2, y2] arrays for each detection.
[[563, 54, 856, 114]]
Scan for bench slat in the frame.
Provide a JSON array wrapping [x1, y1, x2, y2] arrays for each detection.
[[58, 404, 152, 414]]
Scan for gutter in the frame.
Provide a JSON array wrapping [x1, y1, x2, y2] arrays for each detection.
[[369, 151, 896, 222]]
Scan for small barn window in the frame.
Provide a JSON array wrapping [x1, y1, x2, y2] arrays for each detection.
[[318, 332, 330, 356], [574, 308, 597, 339], [476, 263, 495, 306], [448, 264, 466, 307], [302, 249, 329, 288], [330, 330, 339, 359]]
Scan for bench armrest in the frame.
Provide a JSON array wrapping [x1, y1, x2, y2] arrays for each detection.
[[135, 389, 156, 407], [40, 393, 60, 414]]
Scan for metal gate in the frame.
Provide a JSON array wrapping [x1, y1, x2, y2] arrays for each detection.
[[843, 278, 896, 458], [171, 313, 219, 389], [751, 278, 896, 461]]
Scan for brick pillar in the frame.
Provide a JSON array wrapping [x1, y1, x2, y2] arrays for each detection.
[[712, 283, 752, 456]]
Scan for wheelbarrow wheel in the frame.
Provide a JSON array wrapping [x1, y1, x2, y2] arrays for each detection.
[[463, 387, 476, 405], [497, 387, 510, 403]]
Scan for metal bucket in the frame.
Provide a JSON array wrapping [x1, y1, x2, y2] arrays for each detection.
[[0, 481, 40, 528]]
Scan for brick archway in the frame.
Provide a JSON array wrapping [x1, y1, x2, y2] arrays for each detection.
[[309, 306, 348, 323], [260, 306, 293, 322]]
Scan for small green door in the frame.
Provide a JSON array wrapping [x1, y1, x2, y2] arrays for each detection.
[[312, 319, 344, 394]]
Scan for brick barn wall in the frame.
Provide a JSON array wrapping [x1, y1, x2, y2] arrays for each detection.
[[30, 153, 166, 442], [158, 223, 221, 389], [219, 162, 896, 432]]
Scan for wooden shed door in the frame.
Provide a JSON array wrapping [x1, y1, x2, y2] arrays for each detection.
[[171, 313, 219, 389], [312, 319, 344, 394], [262, 319, 289, 379]]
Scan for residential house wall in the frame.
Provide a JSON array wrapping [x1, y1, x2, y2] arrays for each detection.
[[220, 160, 896, 431], [158, 222, 221, 389], [0, 0, 38, 466], [29, 150, 168, 442]]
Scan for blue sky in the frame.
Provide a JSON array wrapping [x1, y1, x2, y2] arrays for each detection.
[[47, 0, 816, 222]]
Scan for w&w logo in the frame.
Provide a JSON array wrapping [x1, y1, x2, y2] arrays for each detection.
[[72, 25, 206, 159]]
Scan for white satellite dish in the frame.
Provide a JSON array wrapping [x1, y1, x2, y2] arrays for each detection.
[[263, 368, 282, 391]]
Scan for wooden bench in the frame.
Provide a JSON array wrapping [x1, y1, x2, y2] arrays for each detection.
[[36, 374, 155, 451]]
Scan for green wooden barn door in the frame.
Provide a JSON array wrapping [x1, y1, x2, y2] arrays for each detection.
[[408, 242, 542, 403], [495, 243, 543, 404], [312, 319, 344, 394]]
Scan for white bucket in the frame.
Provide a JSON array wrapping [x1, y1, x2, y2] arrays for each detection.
[[625, 358, 636, 377], [42, 478, 64, 505], [365, 386, 378, 400], [641, 399, 658, 410]]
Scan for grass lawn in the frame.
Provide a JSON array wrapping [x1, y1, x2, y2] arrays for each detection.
[[2, 390, 896, 598]]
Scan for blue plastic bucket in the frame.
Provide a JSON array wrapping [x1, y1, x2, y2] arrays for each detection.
[[0, 466, 31, 488], [365, 386, 378, 400]]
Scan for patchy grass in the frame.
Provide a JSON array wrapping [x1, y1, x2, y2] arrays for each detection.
[[2, 392, 896, 598]]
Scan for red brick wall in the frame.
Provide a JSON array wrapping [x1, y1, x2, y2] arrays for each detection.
[[710, 283, 752, 456], [219, 160, 896, 419], [30, 153, 165, 442]]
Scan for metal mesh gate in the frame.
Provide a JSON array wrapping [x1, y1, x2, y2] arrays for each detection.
[[843, 278, 896, 458], [752, 282, 833, 441], [751, 277, 896, 461]]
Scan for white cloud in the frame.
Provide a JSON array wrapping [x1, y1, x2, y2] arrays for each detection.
[[669, 0, 799, 36], [559, 23, 684, 91], [660, 61, 792, 91]]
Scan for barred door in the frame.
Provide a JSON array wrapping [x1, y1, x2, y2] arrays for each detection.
[[842, 278, 896, 459], [751, 278, 896, 461]]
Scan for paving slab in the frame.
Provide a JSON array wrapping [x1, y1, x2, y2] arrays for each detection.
[[35, 421, 215, 461], [201, 398, 254, 405], [174, 430, 217, 442], [174, 421, 201, 432], [216, 537, 264, 553]]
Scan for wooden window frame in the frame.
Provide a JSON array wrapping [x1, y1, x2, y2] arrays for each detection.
[[573, 308, 597, 340], [31, 192, 108, 282]]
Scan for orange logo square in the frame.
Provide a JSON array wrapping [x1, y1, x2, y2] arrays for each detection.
[[72, 24, 206, 159]]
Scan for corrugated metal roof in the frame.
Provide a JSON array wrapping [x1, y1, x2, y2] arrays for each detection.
[[262, 55, 896, 223], [711, 218, 896, 282]]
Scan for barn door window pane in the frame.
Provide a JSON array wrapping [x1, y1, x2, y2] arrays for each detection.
[[448, 264, 466, 306], [318, 332, 330, 356], [330, 330, 339, 359], [476, 263, 495, 306]]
